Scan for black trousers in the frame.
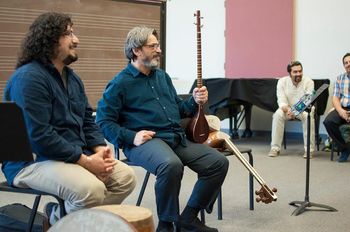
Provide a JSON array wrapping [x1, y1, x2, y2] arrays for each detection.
[[323, 109, 349, 151]]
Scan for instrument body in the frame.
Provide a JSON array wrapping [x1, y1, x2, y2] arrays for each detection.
[[186, 10, 209, 143], [206, 131, 278, 203]]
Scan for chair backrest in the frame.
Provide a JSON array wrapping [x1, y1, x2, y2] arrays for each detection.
[[0, 102, 33, 162]]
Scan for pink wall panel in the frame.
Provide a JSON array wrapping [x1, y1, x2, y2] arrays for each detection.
[[225, 0, 293, 78]]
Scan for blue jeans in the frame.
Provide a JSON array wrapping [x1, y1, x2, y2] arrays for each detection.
[[124, 138, 229, 222]]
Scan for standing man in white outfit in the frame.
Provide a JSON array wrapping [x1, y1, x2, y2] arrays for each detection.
[[268, 61, 315, 158]]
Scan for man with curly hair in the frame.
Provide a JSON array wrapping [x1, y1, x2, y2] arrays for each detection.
[[1, 12, 136, 226]]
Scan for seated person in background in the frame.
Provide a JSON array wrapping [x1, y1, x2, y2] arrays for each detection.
[[339, 124, 350, 144], [2, 12, 136, 226], [96, 26, 229, 232], [268, 61, 315, 158], [324, 53, 350, 162]]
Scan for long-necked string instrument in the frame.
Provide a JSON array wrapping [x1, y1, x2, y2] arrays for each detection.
[[186, 10, 210, 143], [205, 127, 278, 204]]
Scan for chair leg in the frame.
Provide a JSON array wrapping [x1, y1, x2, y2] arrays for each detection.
[[331, 143, 334, 161], [283, 130, 287, 149], [56, 197, 67, 218], [217, 188, 223, 220], [136, 171, 151, 206], [26, 195, 41, 232], [215, 150, 254, 222], [200, 209, 205, 223], [247, 152, 254, 210]]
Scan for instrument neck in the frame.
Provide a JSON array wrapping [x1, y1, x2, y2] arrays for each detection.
[[196, 10, 202, 88]]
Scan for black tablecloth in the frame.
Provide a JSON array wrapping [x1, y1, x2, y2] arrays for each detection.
[[190, 78, 330, 119]]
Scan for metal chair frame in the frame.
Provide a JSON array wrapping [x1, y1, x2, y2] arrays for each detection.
[[120, 147, 254, 222], [0, 180, 66, 232]]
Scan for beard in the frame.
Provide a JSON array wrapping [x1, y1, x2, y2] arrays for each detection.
[[63, 53, 78, 65], [294, 75, 302, 83], [143, 56, 160, 69], [346, 65, 350, 74]]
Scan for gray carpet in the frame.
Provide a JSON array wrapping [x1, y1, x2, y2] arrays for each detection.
[[1, 135, 349, 232]]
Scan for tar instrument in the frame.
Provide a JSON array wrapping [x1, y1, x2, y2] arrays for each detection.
[[205, 131, 278, 204], [186, 10, 210, 144]]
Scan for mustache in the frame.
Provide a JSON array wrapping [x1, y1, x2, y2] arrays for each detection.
[[69, 44, 78, 49], [153, 53, 162, 58]]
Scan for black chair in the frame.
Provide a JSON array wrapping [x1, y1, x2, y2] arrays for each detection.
[[283, 80, 330, 151], [115, 150, 150, 207], [283, 113, 321, 151], [113, 94, 255, 222], [330, 142, 340, 161], [201, 147, 254, 222], [0, 102, 66, 232], [120, 146, 254, 221], [0, 180, 66, 232]]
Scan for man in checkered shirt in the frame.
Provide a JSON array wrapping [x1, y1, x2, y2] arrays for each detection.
[[324, 53, 350, 162]]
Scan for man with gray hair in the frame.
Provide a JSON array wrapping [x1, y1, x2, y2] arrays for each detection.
[[96, 26, 228, 232]]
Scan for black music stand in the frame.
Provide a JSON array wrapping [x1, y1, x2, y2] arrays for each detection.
[[289, 84, 337, 216]]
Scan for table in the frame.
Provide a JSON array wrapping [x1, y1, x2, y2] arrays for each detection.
[[190, 78, 330, 140]]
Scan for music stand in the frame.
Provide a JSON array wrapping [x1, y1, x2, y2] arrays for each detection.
[[289, 84, 337, 216], [0, 102, 34, 162]]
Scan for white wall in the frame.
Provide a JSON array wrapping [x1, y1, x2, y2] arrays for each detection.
[[166, 0, 350, 135], [295, 0, 350, 79], [166, 0, 225, 93]]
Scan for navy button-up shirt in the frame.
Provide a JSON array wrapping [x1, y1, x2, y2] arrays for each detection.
[[2, 61, 106, 185], [96, 63, 197, 149]]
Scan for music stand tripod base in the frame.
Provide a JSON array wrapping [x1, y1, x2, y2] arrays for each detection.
[[288, 84, 337, 216], [289, 200, 337, 216]]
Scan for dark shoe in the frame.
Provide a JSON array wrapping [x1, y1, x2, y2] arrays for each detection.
[[338, 150, 349, 162], [156, 221, 174, 232], [43, 202, 58, 228], [156, 227, 174, 232], [242, 129, 253, 138], [180, 217, 218, 232]]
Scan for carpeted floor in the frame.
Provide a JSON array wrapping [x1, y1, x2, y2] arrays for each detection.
[[1, 135, 349, 232]]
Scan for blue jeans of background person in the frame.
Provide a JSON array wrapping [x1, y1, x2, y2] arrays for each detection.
[[124, 138, 229, 222]]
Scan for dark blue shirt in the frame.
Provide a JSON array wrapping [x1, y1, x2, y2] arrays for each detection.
[[2, 61, 106, 185], [96, 63, 197, 149]]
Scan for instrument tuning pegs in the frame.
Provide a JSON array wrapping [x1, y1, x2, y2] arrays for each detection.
[[255, 186, 277, 204]]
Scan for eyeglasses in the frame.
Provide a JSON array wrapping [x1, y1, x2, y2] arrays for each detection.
[[143, 43, 160, 50], [63, 30, 75, 38]]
